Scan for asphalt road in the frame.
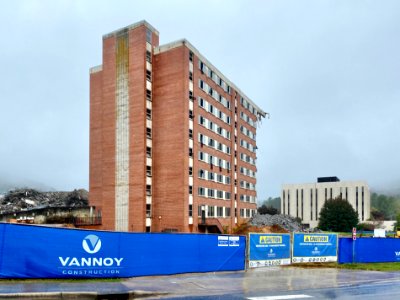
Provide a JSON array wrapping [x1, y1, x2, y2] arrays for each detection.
[[1, 267, 400, 299], [142, 267, 400, 300]]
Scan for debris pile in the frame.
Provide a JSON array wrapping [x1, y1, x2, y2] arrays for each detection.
[[249, 214, 303, 232], [0, 188, 88, 214]]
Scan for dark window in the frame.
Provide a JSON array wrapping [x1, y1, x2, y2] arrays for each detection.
[[146, 89, 152, 101], [146, 127, 152, 139], [310, 189, 313, 221], [189, 91, 193, 100], [146, 70, 152, 81], [146, 147, 152, 158], [283, 190, 286, 215], [189, 167, 193, 176], [189, 148, 193, 157], [315, 189, 318, 220], [189, 129, 193, 139], [189, 110, 194, 120], [146, 51, 152, 63], [189, 51, 193, 62], [226, 207, 231, 217], [189, 186, 193, 195], [146, 185, 152, 196], [146, 108, 152, 120], [146, 166, 152, 177], [301, 189, 304, 220], [189, 204, 193, 217], [189, 71, 193, 81], [356, 187, 359, 212], [146, 204, 151, 217]]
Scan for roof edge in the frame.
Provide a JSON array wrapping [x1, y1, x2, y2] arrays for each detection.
[[103, 20, 159, 40], [155, 39, 266, 117]]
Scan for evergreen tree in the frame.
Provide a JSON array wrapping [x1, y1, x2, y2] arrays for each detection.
[[318, 196, 359, 232]]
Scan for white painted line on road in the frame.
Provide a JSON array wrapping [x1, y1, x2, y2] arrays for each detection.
[[247, 295, 313, 300]]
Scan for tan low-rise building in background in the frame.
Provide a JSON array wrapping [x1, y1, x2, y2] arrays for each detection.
[[281, 177, 370, 228]]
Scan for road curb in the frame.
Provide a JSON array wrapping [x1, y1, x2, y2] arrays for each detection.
[[0, 290, 167, 299]]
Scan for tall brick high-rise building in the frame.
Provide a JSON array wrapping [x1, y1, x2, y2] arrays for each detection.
[[89, 20, 266, 233]]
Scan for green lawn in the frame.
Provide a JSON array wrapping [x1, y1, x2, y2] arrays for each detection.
[[338, 262, 400, 272], [287, 262, 400, 272]]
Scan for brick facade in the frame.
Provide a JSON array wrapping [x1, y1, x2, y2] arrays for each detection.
[[89, 20, 265, 233]]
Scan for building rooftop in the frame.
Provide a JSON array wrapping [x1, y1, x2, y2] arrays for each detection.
[[101, 20, 266, 119], [317, 176, 340, 183]]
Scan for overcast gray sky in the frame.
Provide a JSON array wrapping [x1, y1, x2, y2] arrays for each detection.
[[1, 0, 400, 198]]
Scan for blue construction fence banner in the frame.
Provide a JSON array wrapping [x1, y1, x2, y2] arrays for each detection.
[[0, 223, 246, 279], [339, 237, 400, 263], [292, 233, 338, 263], [248, 233, 291, 268]]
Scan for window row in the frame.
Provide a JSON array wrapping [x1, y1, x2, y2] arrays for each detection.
[[198, 97, 231, 125], [240, 180, 256, 191], [198, 133, 231, 155], [240, 97, 257, 116], [240, 208, 257, 218], [240, 139, 256, 153], [199, 79, 231, 110], [198, 187, 231, 200], [198, 60, 231, 94], [198, 115, 231, 140], [240, 166, 256, 178], [240, 125, 256, 141], [240, 111, 256, 128], [198, 169, 231, 185], [198, 151, 231, 170], [240, 152, 256, 166], [239, 195, 257, 203], [198, 205, 231, 218]]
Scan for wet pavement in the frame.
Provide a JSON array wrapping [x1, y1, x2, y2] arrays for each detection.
[[1, 267, 400, 299]]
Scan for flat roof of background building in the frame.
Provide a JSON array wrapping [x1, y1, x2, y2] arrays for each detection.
[[317, 176, 340, 183]]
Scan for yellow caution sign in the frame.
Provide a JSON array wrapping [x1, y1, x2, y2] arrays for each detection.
[[259, 236, 282, 244], [304, 235, 328, 242]]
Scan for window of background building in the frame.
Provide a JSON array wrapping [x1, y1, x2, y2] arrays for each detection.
[[146, 127, 152, 139], [146, 108, 152, 120]]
